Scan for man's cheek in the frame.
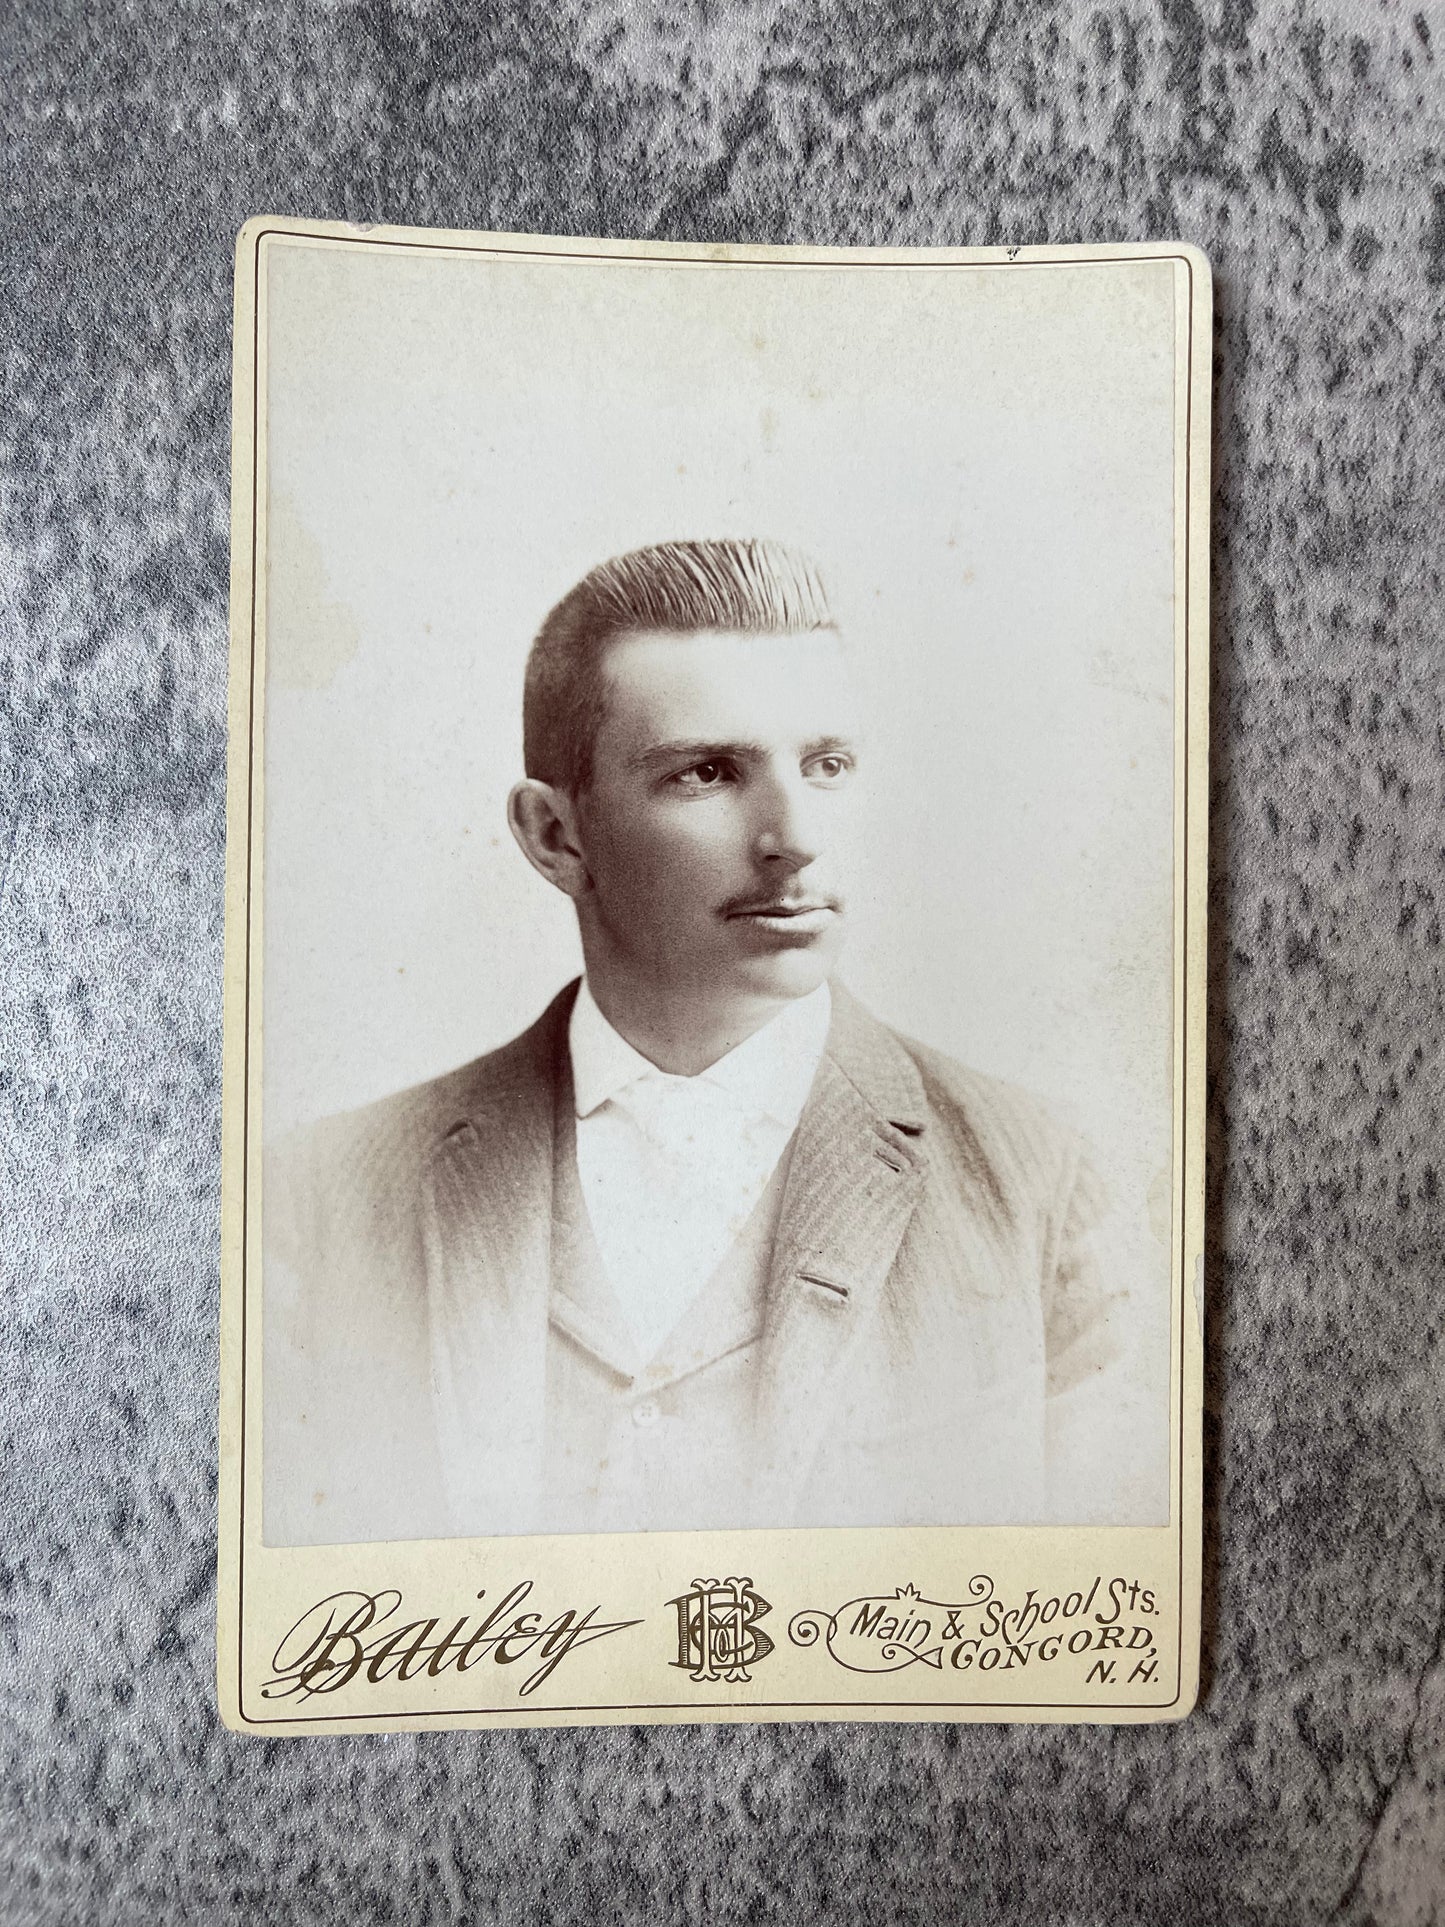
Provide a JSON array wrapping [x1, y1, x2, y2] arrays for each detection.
[[647, 813, 720, 865]]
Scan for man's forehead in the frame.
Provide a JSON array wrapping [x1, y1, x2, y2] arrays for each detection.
[[601, 626, 854, 724]]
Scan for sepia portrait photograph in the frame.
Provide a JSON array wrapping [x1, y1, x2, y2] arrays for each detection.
[[246, 229, 1189, 1554], [221, 223, 1207, 1730]]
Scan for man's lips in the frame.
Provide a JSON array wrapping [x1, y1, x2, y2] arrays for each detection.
[[724, 898, 838, 919], [722, 897, 842, 943]]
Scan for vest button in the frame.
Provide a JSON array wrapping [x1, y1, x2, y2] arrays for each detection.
[[632, 1398, 661, 1429]]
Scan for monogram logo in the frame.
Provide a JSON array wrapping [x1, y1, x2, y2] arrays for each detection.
[[669, 1577, 775, 1683]]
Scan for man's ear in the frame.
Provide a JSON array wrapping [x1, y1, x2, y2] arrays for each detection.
[[507, 780, 591, 899]]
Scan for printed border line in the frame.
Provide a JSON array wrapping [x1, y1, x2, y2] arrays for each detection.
[[237, 218, 264, 1731], [235, 227, 1199, 1725], [1174, 247, 1194, 1710], [244, 1694, 1184, 1725], [240, 225, 1191, 274]]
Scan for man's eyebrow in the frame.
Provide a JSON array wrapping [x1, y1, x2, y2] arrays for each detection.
[[629, 738, 768, 773], [629, 734, 861, 774]]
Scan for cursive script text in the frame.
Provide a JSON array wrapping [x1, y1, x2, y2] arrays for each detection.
[[261, 1583, 640, 1701]]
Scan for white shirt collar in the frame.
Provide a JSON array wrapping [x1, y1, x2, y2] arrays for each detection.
[[569, 978, 832, 1127]]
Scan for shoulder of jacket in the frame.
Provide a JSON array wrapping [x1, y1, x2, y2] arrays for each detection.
[[897, 1033, 1083, 1196], [267, 986, 571, 1210]]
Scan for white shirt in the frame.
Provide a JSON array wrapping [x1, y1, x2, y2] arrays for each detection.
[[568, 980, 832, 1361]]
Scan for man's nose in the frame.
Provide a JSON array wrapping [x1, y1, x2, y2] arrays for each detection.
[[751, 769, 823, 871]]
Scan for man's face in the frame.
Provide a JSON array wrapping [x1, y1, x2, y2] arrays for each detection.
[[575, 626, 863, 1009]]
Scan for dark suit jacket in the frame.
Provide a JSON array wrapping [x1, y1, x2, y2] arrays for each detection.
[[263, 981, 1142, 1546]]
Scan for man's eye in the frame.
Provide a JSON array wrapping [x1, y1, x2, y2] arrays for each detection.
[[806, 754, 854, 783], [673, 760, 729, 789]]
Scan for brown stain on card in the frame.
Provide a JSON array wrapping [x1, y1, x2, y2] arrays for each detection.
[[267, 486, 361, 690]]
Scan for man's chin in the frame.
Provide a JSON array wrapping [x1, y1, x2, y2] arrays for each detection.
[[732, 945, 838, 1003]]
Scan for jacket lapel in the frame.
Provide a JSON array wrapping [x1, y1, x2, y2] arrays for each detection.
[[420, 986, 575, 1536], [755, 986, 928, 1516]]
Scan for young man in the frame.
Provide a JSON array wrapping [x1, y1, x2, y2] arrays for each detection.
[[264, 539, 1130, 1545]]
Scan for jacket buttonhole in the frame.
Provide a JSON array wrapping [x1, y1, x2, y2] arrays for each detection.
[[798, 1272, 849, 1303], [873, 1147, 904, 1172]]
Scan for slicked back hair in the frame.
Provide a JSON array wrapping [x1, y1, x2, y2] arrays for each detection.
[[522, 538, 837, 793]]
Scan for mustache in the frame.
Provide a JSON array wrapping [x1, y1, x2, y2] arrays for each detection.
[[721, 889, 844, 917]]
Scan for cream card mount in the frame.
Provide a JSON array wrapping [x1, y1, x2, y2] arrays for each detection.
[[219, 220, 1210, 1733]]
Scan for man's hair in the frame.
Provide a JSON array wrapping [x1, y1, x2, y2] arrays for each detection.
[[522, 538, 836, 792]]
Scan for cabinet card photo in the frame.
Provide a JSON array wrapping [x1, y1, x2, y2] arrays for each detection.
[[219, 221, 1210, 1732]]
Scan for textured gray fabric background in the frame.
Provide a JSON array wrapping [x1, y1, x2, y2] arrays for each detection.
[[3, 2, 1443, 1922]]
